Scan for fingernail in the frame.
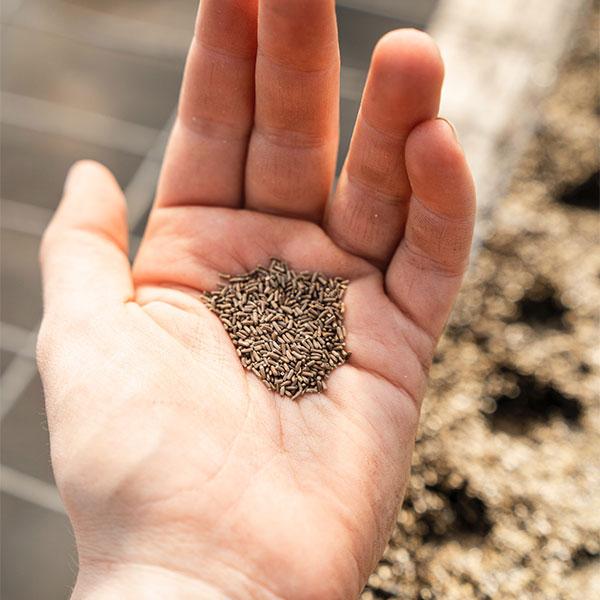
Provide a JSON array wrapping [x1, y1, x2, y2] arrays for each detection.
[[437, 117, 459, 143]]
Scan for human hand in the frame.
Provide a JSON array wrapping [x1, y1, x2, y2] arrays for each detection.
[[37, 1, 475, 598]]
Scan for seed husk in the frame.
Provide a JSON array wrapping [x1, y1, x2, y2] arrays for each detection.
[[202, 259, 350, 400]]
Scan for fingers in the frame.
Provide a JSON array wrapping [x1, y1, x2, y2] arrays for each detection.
[[40, 161, 133, 321], [157, 0, 258, 208], [244, 0, 340, 221], [386, 119, 476, 340], [325, 30, 444, 265]]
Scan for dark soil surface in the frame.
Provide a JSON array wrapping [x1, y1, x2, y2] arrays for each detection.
[[363, 7, 599, 599]]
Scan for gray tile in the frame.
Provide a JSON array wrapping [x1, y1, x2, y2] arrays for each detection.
[[65, 0, 198, 32], [338, 98, 361, 173], [0, 0, 22, 23], [1, 24, 183, 128], [337, 0, 438, 23], [1, 492, 77, 600], [132, 203, 152, 238], [1, 124, 143, 210], [337, 5, 424, 70], [1, 370, 54, 484], [1, 350, 15, 375], [0, 230, 41, 330]]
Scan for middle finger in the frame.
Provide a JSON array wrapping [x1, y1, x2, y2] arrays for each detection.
[[244, 0, 340, 222]]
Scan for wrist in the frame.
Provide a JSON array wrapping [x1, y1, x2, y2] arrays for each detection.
[[72, 560, 281, 600], [72, 562, 228, 600]]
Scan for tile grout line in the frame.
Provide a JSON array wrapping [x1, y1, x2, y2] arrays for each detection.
[[1, 92, 161, 157], [0, 465, 66, 514], [0, 331, 39, 420], [1, 198, 54, 237], [1, 322, 35, 358], [1, 198, 143, 247], [125, 110, 175, 228]]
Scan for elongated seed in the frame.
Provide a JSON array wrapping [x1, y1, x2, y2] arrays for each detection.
[[202, 259, 349, 400]]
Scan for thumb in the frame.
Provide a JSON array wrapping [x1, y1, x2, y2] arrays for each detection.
[[40, 161, 133, 322]]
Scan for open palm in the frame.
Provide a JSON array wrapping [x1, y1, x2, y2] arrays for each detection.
[[38, 2, 475, 598]]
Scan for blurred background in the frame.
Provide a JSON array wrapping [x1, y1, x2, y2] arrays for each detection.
[[1, 1, 598, 599]]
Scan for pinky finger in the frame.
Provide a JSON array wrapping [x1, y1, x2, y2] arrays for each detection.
[[385, 118, 476, 340]]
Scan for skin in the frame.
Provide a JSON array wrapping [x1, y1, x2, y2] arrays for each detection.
[[37, 1, 476, 598]]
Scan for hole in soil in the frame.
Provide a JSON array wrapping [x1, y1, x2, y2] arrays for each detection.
[[474, 333, 489, 347], [486, 367, 583, 435], [578, 362, 592, 374], [416, 481, 492, 544], [572, 546, 600, 568], [515, 277, 568, 330], [363, 586, 396, 599], [558, 171, 600, 210], [445, 323, 468, 340]]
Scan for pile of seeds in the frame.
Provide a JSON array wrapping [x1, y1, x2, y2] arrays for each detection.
[[202, 259, 350, 399]]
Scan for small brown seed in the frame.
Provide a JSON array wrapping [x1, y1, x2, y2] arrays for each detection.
[[202, 259, 349, 400]]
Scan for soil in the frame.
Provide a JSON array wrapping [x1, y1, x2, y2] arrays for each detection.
[[362, 6, 600, 599]]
